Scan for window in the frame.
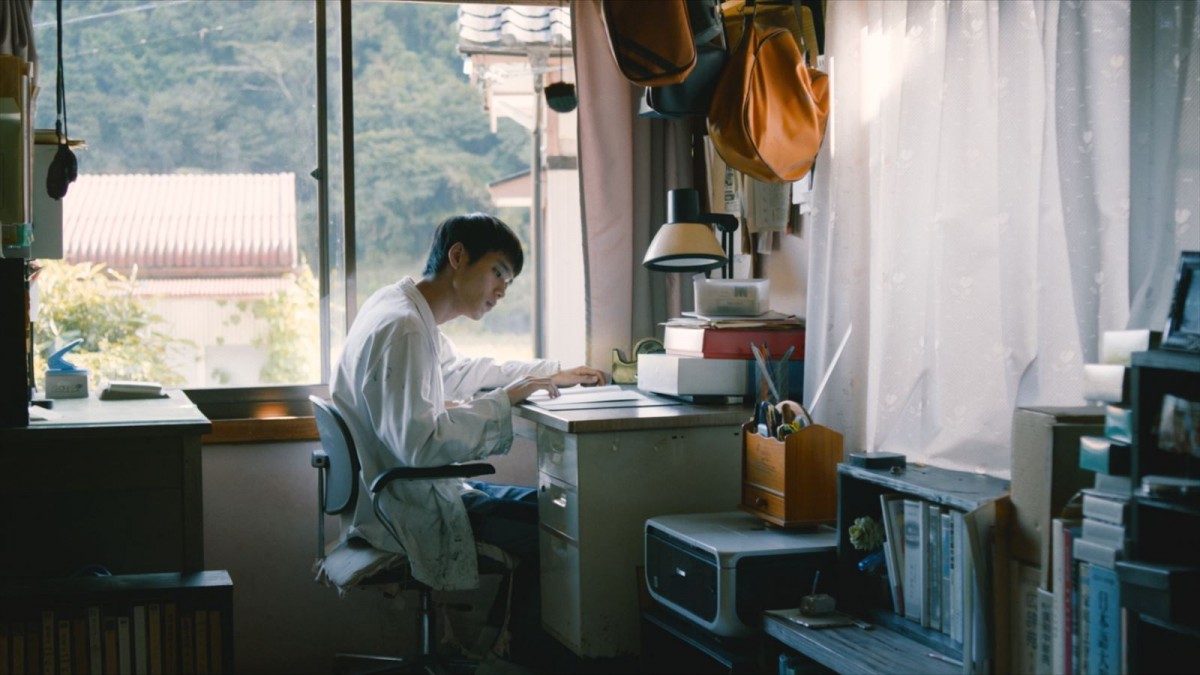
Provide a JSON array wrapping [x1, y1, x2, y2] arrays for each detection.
[[31, 0, 579, 416]]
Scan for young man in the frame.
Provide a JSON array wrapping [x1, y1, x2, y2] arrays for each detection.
[[330, 213, 605, 661]]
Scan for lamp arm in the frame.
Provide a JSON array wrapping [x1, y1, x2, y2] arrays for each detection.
[[698, 212, 739, 278]]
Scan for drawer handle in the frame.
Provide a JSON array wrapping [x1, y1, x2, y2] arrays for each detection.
[[755, 497, 768, 508], [552, 495, 568, 508], [673, 567, 687, 578]]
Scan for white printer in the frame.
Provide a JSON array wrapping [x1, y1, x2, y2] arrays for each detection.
[[645, 511, 836, 637]]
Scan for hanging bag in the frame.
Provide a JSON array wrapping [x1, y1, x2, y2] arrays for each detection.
[[706, 0, 829, 183], [640, 0, 728, 119], [601, 0, 696, 87]]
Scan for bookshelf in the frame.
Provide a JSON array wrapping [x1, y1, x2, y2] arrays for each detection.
[[0, 570, 233, 674], [1119, 350, 1200, 674]]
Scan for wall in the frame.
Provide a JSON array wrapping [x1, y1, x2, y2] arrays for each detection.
[[200, 435, 537, 674]]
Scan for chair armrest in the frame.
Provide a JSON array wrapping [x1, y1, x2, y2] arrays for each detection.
[[369, 463, 496, 494]]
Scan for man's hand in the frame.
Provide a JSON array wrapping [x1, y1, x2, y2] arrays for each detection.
[[505, 376, 560, 405], [551, 365, 609, 388]]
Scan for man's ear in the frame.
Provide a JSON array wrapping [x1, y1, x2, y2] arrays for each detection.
[[447, 242, 468, 270]]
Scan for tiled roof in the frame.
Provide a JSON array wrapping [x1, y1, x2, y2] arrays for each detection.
[[458, 3, 571, 53], [64, 173, 297, 278]]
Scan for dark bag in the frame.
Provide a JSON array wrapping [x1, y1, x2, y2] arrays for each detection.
[[601, 0, 695, 87], [640, 44, 726, 119], [639, 0, 727, 119], [707, 0, 829, 183]]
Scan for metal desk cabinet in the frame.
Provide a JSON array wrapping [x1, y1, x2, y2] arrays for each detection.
[[514, 398, 749, 657]]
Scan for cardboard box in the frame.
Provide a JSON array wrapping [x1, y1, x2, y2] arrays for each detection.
[[1009, 406, 1103, 587]]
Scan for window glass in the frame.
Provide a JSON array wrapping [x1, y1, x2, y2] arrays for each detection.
[[31, 0, 321, 389], [29, 0, 577, 396]]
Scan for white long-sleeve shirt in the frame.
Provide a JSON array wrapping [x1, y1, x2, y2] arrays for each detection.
[[331, 277, 558, 590]]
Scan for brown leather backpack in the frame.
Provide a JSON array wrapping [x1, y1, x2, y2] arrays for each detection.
[[707, 0, 829, 183], [601, 0, 696, 87]]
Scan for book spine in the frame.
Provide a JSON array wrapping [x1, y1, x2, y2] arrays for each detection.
[[939, 510, 952, 636], [878, 494, 905, 615], [133, 606, 146, 675], [103, 618, 117, 675], [57, 618, 71, 675], [1081, 519, 1125, 550], [147, 605, 161, 675], [87, 608, 101, 675], [1076, 562, 1091, 675], [950, 510, 965, 644], [25, 619, 37, 675], [902, 499, 925, 622], [71, 617, 86, 675], [1081, 492, 1127, 525], [192, 611, 207, 675], [178, 615, 192, 675], [118, 615, 131, 675], [926, 504, 941, 630], [1051, 519, 1080, 675], [1087, 564, 1121, 675], [206, 612, 221, 675], [162, 604, 176, 675], [1036, 587, 1053, 675], [40, 610, 54, 675]]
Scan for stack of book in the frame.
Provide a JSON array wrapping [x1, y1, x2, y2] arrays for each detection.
[[880, 494, 967, 648], [1064, 328, 1148, 675], [653, 311, 806, 400]]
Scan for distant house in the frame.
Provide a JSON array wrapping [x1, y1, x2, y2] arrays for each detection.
[[62, 173, 302, 386]]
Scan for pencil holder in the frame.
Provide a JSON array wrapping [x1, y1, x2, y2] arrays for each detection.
[[739, 421, 843, 527]]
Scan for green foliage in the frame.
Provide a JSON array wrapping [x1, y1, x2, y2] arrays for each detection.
[[248, 264, 320, 384], [32, 260, 191, 390]]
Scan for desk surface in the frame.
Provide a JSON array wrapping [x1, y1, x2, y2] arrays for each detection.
[[514, 391, 750, 434], [2, 390, 210, 440]]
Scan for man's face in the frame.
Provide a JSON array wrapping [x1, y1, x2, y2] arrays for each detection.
[[455, 249, 515, 320]]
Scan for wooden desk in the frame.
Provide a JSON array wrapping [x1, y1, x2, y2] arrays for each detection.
[[513, 395, 750, 658], [0, 391, 211, 579]]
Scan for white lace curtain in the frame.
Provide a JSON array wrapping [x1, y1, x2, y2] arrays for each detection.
[[807, 0, 1198, 477]]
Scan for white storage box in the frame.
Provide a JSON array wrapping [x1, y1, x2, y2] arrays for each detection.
[[636, 353, 747, 397], [694, 278, 770, 316]]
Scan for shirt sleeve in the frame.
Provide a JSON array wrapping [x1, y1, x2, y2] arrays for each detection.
[[438, 330, 560, 400], [363, 328, 517, 468]]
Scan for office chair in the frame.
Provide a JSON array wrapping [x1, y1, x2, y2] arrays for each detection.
[[308, 394, 505, 675]]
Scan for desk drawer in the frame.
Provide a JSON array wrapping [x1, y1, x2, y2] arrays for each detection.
[[538, 473, 579, 542], [539, 526, 581, 651], [536, 426, 577, 485], [741, 483, 785, 521]]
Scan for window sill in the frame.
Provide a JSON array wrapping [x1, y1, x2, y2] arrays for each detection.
[[203, 416, 318, 444]]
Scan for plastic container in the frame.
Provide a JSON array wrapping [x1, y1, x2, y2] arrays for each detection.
[[694, 278, 770, 316]]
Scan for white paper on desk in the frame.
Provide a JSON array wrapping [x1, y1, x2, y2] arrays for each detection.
[[529, 388, 672, 411], [527, 384, 623, 401]]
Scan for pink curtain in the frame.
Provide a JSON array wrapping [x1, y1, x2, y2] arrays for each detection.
[[573, 0, 695, 369]]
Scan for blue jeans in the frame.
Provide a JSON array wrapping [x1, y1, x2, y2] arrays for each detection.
[[461, 481, 544, 664]]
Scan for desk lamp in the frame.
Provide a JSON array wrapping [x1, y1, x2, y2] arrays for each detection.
[[643, 188, 739, 277]]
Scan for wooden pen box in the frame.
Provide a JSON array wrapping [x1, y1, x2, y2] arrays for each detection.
[[739, 421, 843, 527]]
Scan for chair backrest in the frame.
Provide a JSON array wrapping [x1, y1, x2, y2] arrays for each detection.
[[309, 395, 360, 516]]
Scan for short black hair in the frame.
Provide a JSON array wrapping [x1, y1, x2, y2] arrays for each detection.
[[422, 213, 524, 278]]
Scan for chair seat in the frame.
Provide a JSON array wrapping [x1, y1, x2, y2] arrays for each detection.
[[315, 537, 415, 595]]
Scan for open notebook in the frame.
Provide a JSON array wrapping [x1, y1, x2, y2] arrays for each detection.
[[525, 384, 673, 411]]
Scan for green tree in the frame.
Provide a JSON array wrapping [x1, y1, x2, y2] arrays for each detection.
[[32, 260, 192, 390]]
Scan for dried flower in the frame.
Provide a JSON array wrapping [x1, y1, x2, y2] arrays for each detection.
[[849, 515, 884, 551]]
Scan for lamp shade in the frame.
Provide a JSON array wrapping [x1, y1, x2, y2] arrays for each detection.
[[642, 188, 728, 272]]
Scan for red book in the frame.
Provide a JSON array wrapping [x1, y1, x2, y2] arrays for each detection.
[[663, 325, 805, 359]]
